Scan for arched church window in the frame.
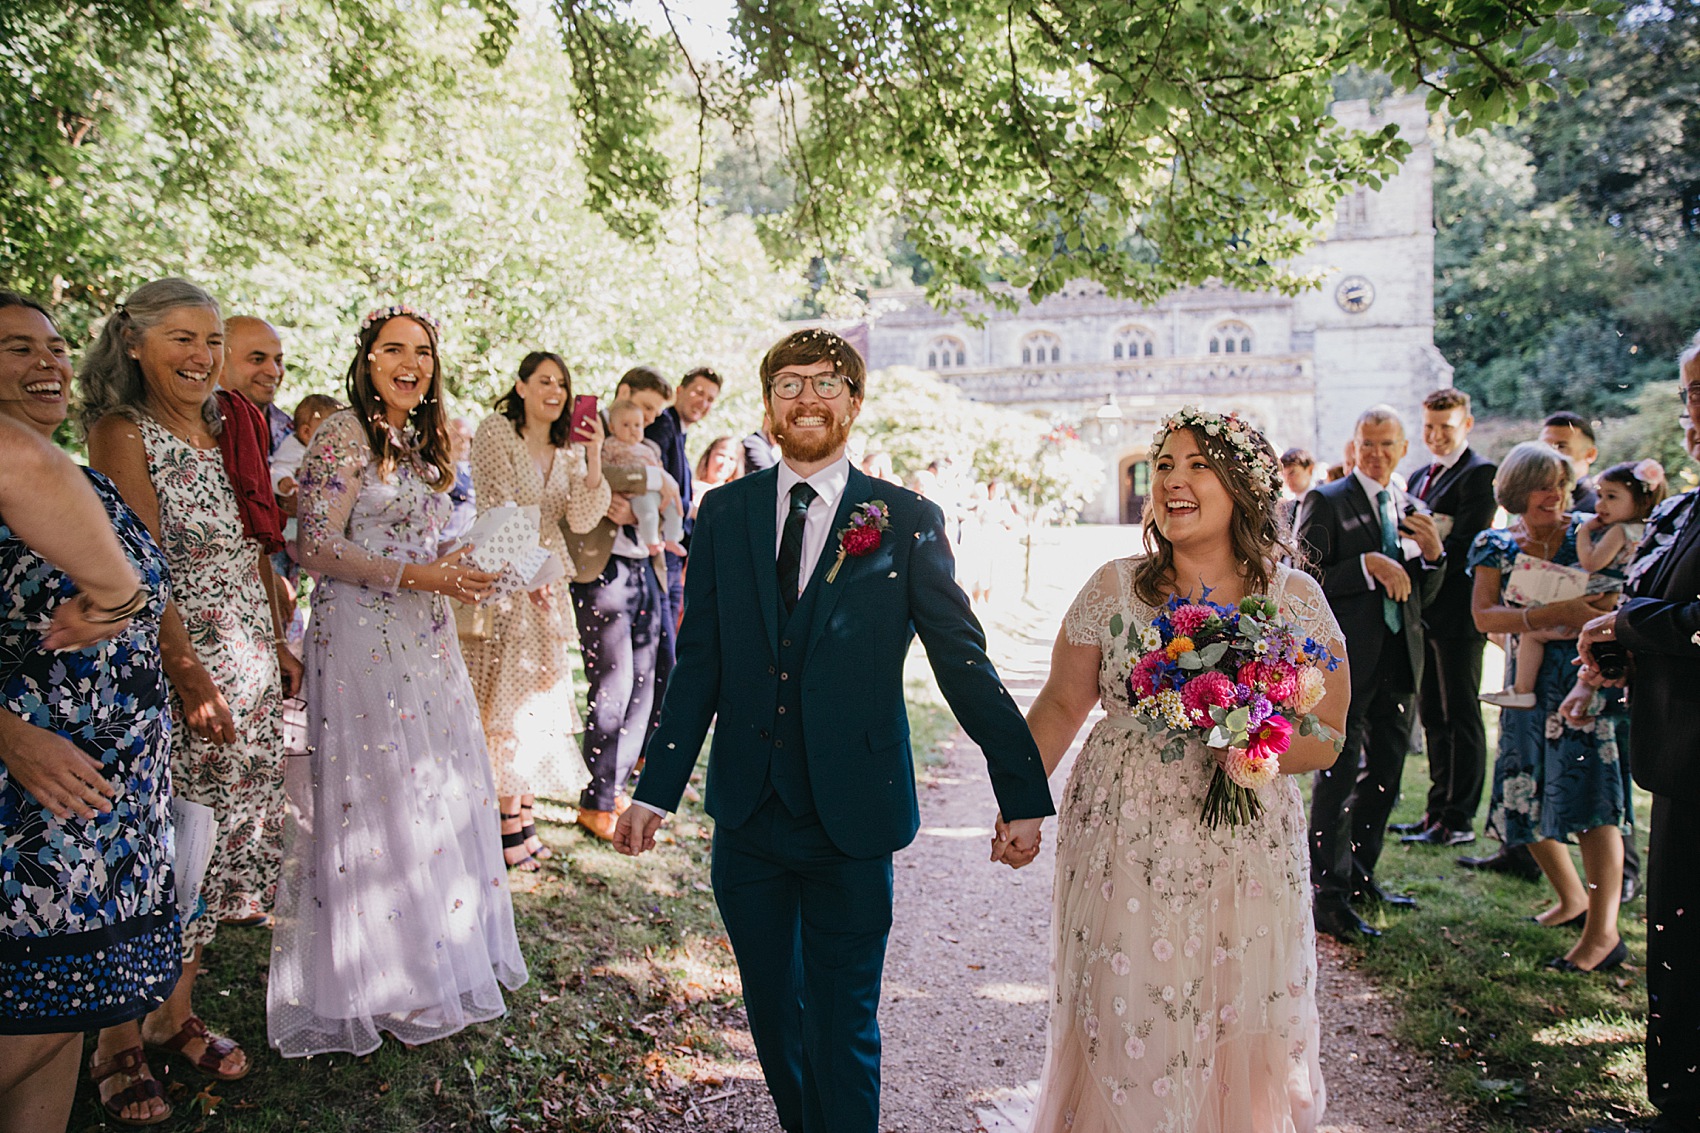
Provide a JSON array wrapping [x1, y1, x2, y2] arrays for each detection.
[[924, 335, 967, 371], [1112, 325, 1157, 361], [1021, 331, 1062, 366], [1208, 321, 1253, 357]]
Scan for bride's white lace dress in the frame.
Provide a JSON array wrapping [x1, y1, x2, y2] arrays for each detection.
[[1030, 559, 1343, 1133]]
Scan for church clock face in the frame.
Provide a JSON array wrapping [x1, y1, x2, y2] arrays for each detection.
[[1335, 275, 1374, 314]]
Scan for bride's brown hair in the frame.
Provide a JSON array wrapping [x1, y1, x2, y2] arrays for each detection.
[[1131, 418, 1296, 606]]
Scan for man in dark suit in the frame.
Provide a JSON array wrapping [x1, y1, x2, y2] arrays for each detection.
[[1541, 411, 1600, 512], [1297, 405, 1445, 940], [647, 365, 722, 635], [1393, 389, 1498, 847], [1573, 344, 1700, 1133], [612, 329, 1053, 1133]]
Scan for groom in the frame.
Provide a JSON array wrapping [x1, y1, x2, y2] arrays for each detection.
[[614, 328, 1053, 1133]]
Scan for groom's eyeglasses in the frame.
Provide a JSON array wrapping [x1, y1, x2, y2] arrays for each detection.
[[770, 373, 852, 400]]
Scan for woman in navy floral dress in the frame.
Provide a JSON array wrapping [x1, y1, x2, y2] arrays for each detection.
[[0, 293, 180, 1129], [1470, 442, 1629, 974]]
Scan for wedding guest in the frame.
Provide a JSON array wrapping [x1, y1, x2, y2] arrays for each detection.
[[742, 408, 780, 475], [83, 278, 295, 1091], [1571, 334, 1700, 1132], [561, 367, 672, 841], [1540, 411, 1600, 511], [692, 435, 743, 514], [463, 351, 610, 871], [1468, 442, 1626, 970], [219, 315, 292, 453], [445, 414, 478, 542], [1022, 408, 1350, 1131], [1297, 405, 1443, 939], [268, 305, 525, 1056], [1394, 389, 1498, 847], [1278, 446, 1315, 530], [651, 367, 720, 633], [605, 399, 686, 555], [270, 394, 344, 504], [0, 298, 178, 1131]]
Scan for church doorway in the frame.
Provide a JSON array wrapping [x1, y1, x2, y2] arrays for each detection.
[[1118, 457, 1149, 524]]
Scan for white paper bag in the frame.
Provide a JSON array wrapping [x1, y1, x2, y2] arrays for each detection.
[[170, 797, 219, 921], [1503, 557, 1589, 606]]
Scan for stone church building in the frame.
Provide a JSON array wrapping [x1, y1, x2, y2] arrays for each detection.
[[860, 95, 1452, 524]]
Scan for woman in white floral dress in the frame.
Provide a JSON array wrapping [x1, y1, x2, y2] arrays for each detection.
[[1020, 411, 1350, 1133], [267, 308, 526, 1057]]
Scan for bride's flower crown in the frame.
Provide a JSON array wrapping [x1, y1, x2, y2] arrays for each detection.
[[1152, 406, 1282, 499], [359, 304, 441, 334]]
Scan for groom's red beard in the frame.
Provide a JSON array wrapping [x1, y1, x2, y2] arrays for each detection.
[[773, 404, 855, 463]]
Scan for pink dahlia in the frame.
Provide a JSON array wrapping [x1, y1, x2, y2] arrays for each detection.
[[1246, 713, 1293, 761], [1237, 659, 1299, 702], [1180, 669, 1236, 725], [1129, 650, 1168, 698], [1169, 603, 1216, 637]]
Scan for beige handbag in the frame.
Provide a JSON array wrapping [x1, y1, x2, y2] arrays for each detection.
[[453, 597, 492, 640]]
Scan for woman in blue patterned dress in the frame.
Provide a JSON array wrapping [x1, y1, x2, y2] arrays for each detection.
[[1470, 441, 1629, 973], [0, 293, 180, 1129]]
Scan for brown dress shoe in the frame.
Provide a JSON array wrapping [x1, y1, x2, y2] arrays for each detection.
[[576, 808, 617, 841]]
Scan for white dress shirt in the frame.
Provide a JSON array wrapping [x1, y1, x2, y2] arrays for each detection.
[[774, 454, 852, 601]]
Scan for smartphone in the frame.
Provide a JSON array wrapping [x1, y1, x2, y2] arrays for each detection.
[[569, 394, 598, 441]]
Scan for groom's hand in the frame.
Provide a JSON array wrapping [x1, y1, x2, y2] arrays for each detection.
[[991, 814, 1043, 869], [614, 805, 665, 856]]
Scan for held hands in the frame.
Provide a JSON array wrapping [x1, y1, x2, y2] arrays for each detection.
[[614, 805, 664, 856], [990, 814, 1043, 869], [1399, 511, 1443, 561], [414, 545, 498, 603], [1363, 552, 1412, 602], [0, 717, 116, 820]]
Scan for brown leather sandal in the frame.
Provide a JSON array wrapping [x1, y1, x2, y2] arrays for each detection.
[[88, 1047, 173, 1127], [148, 1014, 251, 1080]]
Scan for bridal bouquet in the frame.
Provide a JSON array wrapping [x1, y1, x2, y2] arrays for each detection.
[[1121, 592, 1340, 828]]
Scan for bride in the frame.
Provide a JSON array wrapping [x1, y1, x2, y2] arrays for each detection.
[[1018, 408, 1351, 1132]]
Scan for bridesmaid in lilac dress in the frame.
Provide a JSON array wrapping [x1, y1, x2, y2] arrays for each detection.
[[267, 307, 526, 1057]]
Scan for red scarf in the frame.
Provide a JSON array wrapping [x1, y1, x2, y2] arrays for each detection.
[[214, 390, 285, 554]]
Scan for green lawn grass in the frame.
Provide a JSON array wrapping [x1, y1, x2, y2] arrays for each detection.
[[1356, 747, 1653, 1133]]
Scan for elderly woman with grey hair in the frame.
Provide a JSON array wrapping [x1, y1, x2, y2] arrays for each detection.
[[1468, 441, 1629, 973], [82, 278, 293, 1115]]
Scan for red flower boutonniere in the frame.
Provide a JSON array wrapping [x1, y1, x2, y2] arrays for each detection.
[[825, 500, 891, 583]]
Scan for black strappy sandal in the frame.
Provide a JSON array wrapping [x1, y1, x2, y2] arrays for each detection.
[[500, 811, 540, 873]]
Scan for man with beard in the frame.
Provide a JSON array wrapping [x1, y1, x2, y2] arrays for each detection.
[[613, 329, 1052, 1133]]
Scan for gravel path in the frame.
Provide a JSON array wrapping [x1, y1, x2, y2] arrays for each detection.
[[667, 527, 1477, 1133]]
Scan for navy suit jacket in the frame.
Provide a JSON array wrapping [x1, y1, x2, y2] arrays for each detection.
[[1296, 475, 1445, 693], [632, 464, 1054, 858], [1619, 491, 1700, 804], [1408, 447, 1497, 637], [645, 407, 693, 539]]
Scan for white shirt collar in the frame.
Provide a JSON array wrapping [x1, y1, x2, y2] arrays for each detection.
[[1354, 467, 1399, 508], [775, 452, 851, 511], [1428, 444, 1468, 472]]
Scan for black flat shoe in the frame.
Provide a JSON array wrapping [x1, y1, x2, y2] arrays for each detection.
[[1530, 911, 1587, 928], [1388, 818, 1430, 835], [1546, 938, 1628, 972], [1401, 823, 1477, 847]]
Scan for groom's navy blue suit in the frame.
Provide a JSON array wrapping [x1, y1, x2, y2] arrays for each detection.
[[632, 463, 1053, 1133]]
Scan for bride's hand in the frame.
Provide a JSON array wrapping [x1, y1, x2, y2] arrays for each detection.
[[991, 813, 1043, 869]]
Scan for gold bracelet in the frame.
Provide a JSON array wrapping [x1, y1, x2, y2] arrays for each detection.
[[82, 586, 148, 624]]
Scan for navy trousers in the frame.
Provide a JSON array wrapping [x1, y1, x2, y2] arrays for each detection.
[[712, 795, 893, 1133], [569, 555, 662, 812]]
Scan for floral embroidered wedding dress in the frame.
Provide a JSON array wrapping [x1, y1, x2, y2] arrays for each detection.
[[1029, 559, 1343, 1133]]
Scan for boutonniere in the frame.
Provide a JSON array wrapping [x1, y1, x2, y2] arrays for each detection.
[[825, 500, 891, 583]]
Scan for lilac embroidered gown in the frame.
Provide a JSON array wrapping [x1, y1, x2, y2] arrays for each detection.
[[1029, 560, 1341, 1133], [267, 411, 526, 1057]]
